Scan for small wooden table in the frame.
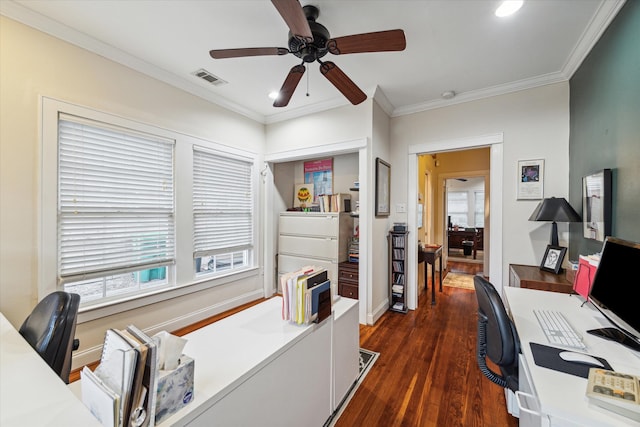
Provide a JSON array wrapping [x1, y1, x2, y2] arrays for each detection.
[[419, 245, 443, 305], [509, 264, 573, 294]]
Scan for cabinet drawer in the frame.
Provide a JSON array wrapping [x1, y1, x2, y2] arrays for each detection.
[[339, 283, 359, 299], [279, 214, 338, 238], [339, 268, 358, 283], [279, 235, 338, 260]]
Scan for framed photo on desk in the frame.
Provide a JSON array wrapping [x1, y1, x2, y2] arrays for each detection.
[[540, 245, 566, 274]]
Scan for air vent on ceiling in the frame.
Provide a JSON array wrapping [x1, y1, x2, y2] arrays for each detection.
[[192, 68, 227, 86]]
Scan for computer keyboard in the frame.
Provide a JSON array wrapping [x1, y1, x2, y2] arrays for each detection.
[[533, 309, 587, 350]]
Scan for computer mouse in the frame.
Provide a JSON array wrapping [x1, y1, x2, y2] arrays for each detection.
[[558, 351, 605, 367]]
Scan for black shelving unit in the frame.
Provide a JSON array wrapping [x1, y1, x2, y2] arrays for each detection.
[[388, 230, 409, 313]]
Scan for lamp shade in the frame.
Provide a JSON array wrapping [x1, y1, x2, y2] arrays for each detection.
[[529, 197, 581, 223], [529, 197, 581, 246]]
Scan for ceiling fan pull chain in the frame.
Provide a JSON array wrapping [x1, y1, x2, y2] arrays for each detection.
[[306, 65, 310, 97]]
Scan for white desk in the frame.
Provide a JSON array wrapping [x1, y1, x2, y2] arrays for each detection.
[[161, 296, 359, 426], [504, 287, 640, 427], [0, 313, 101, 427]]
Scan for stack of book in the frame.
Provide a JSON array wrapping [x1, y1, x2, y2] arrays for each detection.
[[317, 193, 351, 213], [81, 326, 157, 427]]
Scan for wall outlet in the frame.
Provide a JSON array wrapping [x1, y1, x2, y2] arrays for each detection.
[[396, 203, 406, 213]]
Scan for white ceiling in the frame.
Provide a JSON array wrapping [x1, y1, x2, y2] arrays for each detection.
[[2, 0, 625, 124]]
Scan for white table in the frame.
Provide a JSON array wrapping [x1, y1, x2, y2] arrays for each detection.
[[0, 313, 101, 427], [504, 287, 640, 427], [161, 296, 359, 426]]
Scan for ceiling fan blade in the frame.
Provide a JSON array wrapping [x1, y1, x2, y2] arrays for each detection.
[[328, 29, 406, 55], [271, 0, 313, 42], [273, 64, 306, 107], [210, 47, 289, 59], [319, 61, 366, 105]]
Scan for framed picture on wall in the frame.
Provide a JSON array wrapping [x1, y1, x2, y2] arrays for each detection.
[[582, 169, 612, 242], [517, 159, 544, 200], [375, 158, 390, 217]]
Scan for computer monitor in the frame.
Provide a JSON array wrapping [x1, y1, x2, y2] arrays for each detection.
[[587, 236, 640, 352]]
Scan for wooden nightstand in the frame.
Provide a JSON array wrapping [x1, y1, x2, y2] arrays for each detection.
[[509, 264, 573, 294], [338, 261, 359, 299]]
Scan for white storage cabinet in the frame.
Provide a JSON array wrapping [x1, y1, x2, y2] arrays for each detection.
[[278, 212, 352, 300]]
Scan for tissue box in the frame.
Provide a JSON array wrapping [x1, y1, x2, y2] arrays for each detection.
[[155, 355, 194, 424]]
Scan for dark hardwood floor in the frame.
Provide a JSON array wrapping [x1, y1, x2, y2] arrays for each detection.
[[335, 261, 519, 427]]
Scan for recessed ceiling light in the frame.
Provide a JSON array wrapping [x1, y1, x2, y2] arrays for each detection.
[[495, 0, 523, 17], [268, 91, 279, 100]]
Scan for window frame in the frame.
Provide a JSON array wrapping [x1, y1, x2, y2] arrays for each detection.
[[41, 98, 260, 322]]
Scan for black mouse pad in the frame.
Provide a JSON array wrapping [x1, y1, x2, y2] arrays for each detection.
[[529, 342, 613, 378]]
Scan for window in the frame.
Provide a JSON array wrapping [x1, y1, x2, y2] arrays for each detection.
[[447, 191, 468, 228], [474, 191, 485, 227], [193, 148, 253, 276], [43, 98, 260, 314], [58, 114, 175, 303]]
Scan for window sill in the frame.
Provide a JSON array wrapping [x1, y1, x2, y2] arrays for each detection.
[[77, 267, 260, 323]]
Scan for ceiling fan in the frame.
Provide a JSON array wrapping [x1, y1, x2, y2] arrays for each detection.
[[209, 0, 406, 107]]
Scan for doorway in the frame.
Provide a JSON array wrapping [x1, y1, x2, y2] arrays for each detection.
[[407, 135, 502, 310]]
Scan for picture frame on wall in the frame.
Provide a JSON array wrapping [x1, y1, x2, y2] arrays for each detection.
[[375, 158, 390, 217], [540, 245, 567, 274], [582, 169, 612, 242], [517, 159, 544, 200]]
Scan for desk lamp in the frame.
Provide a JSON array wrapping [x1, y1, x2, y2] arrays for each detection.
[[529, 197, 581, 246]]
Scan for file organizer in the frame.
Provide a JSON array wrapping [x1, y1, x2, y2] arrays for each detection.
[[81, 326, 158, 427], [573, 255, 599, 300], [280, 267, 332, 325]]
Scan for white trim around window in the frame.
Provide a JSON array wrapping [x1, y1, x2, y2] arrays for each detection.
[[40, 97, 261, 321]]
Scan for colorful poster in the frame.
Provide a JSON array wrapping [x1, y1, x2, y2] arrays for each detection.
[[304, 158, 333, 203]]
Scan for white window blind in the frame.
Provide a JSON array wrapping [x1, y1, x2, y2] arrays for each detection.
[[448, 191, 468, 227], [58, 114, 175, 284], [193, 147, 253, 258]]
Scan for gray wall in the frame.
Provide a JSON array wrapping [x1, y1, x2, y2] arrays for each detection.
[[568, 0, 640, 258]]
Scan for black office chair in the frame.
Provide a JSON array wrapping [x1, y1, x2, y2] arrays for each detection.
[[19, 291, 81, 384], [473, 276, 520, 392]]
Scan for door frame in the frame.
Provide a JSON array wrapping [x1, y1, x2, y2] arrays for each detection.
[[406, 133, 503, 310]]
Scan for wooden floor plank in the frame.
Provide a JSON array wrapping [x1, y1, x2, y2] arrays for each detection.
[[335, 261, 519, 427]]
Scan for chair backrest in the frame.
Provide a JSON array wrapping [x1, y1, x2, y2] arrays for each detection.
[[473, 276, 519, 391], [19, 291, 80, 384]]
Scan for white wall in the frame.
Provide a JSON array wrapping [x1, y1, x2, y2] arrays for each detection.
[[369, 101, 392, 323], [0, 16, 266, 366], [390, 83, 571, 291], [265, 100, 394, 325]]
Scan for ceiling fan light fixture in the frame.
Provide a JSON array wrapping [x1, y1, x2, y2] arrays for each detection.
[[210, 1, 406, 108], [495, 0, 524, 18]]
